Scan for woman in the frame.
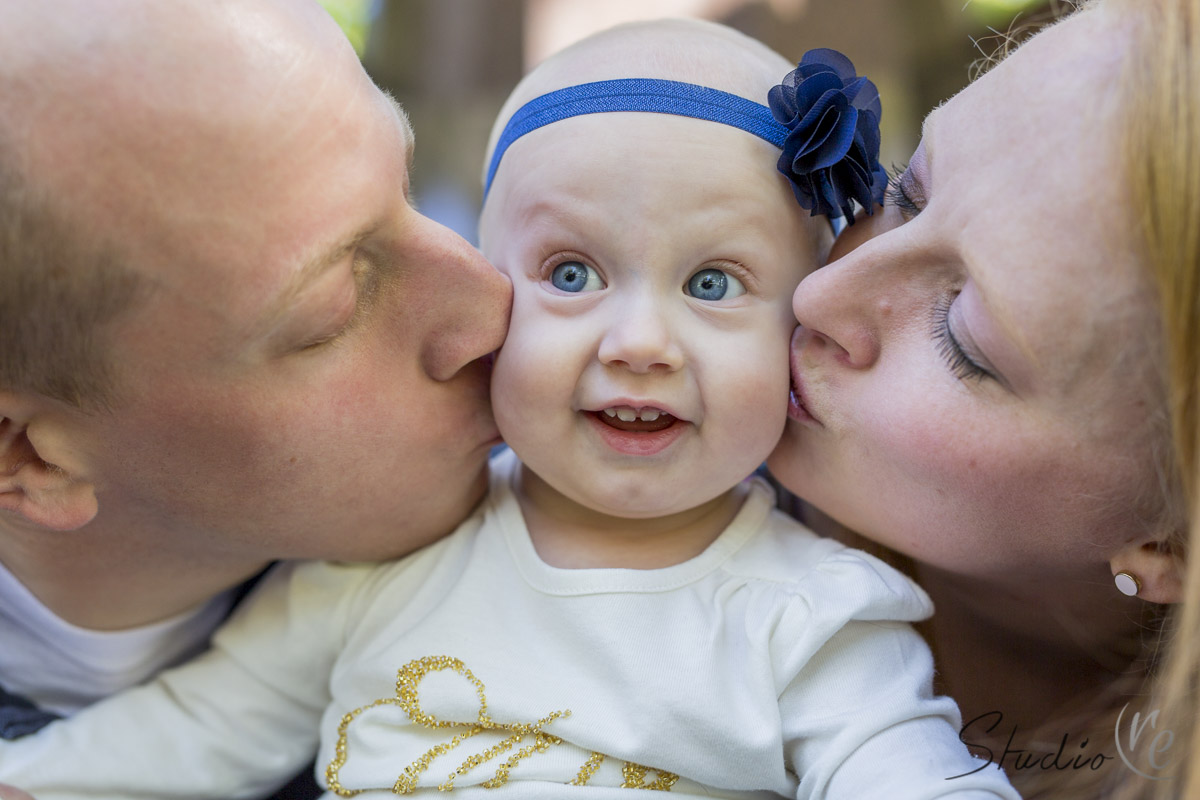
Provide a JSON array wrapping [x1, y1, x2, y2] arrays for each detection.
[[768, 0, 1198, 797]]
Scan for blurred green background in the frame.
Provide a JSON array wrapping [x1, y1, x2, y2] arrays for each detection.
[[319, 0, 1059, 243]]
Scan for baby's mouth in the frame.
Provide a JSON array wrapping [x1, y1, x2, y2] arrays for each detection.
[[594, 406, 677, 433]]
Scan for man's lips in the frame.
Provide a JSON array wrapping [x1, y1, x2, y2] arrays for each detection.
[[480, 351, 496, 375]]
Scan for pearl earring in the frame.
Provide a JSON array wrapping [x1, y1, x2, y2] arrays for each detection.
[[1114, 571, 1142, 597]]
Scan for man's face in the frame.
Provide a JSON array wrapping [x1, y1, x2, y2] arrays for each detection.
[[38, 2, 511, 562]]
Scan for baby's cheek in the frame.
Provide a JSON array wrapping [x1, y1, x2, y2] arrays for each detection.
[[713, 345, 793, 465], [489, 334, 548, 441], [491, 313, 594, 455]]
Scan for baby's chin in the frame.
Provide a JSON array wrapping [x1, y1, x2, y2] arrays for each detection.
[[524, 464, 738, 523], [563, 483, 730, 522]]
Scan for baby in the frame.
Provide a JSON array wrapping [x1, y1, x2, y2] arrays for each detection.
[[0, 18, 1018, 800]]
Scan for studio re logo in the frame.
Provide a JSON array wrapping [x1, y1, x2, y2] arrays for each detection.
[[949, 704, 1179, 784], [1114, 704, 1177, 781]]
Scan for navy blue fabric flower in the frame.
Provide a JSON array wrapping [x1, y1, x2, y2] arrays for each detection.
[[768, 48, 887, 223]]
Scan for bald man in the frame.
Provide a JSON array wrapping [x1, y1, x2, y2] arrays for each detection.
[[0, 0, 509, 784]]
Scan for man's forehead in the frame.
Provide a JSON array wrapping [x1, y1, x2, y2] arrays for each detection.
[[248, 88, 413, 333]]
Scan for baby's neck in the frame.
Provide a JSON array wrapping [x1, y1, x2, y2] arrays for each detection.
[[513, 465, 748, 569]]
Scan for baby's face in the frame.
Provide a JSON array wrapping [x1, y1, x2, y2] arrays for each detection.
[[481, 112, 823, 519]]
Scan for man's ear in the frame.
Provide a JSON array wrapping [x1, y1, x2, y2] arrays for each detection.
[[0, 394, 98, 531], [1109, 537, 1185, 605]]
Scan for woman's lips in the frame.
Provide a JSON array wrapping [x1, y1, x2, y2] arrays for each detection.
[[787, 367, 821, 426], [788, 327, 821, 426], [787, 379, 818, 424]]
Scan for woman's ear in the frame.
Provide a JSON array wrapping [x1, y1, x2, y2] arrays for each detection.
[[1109, 538, 1185, 605], [0, 395, 98, 531]]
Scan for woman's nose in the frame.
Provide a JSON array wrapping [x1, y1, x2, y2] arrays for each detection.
[[791, 232, 900, 370], [597, 296, 684, 374]]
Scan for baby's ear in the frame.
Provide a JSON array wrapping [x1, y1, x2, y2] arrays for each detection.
[[0, 393, 98, 531], [1109, 538, 1184, 605]]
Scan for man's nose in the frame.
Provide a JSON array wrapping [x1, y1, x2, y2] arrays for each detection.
[[415, 217, 512, 382]]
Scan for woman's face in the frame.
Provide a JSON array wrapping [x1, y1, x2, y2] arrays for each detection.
[[767, 6, 1163, 582]]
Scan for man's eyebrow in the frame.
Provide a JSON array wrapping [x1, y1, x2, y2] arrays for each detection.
[[256, 229, 372, 339], [255, 92, 413, 340]]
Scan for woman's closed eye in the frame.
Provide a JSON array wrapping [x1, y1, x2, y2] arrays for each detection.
[[885, 164, 923, 221], [932, 294, 993, 382]]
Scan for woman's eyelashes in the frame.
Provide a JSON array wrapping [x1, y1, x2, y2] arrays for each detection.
[[885, 163, 923, 221], [931, 295, 991, 382], [885, 160, 997, 386]]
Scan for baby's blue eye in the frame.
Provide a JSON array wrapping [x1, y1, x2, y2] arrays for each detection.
[[550, 261, 605, 293], [685, 268, 745, 301]]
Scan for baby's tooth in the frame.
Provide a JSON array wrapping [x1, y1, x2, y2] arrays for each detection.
[[603, 408, 618, 418], [616, 408, 637, 422], [640, 409, 660, 422]]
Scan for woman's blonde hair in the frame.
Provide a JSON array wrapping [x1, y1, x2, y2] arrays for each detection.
[[921, 3, 1199, 797], [1116, 0, 1200, 796]]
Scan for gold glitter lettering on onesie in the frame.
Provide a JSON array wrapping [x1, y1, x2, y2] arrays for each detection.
[[325, 655, 677, 795], [621, 761, 681, 791], [571, 752, 607, 785], [571, 754, 678, 790]]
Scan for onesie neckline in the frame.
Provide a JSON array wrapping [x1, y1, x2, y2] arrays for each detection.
[[489, 449, 773, 596]]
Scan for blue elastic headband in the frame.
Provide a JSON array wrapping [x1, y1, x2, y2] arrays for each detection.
[[484, 50, 888, 227], [484, 78, 786, 198]]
